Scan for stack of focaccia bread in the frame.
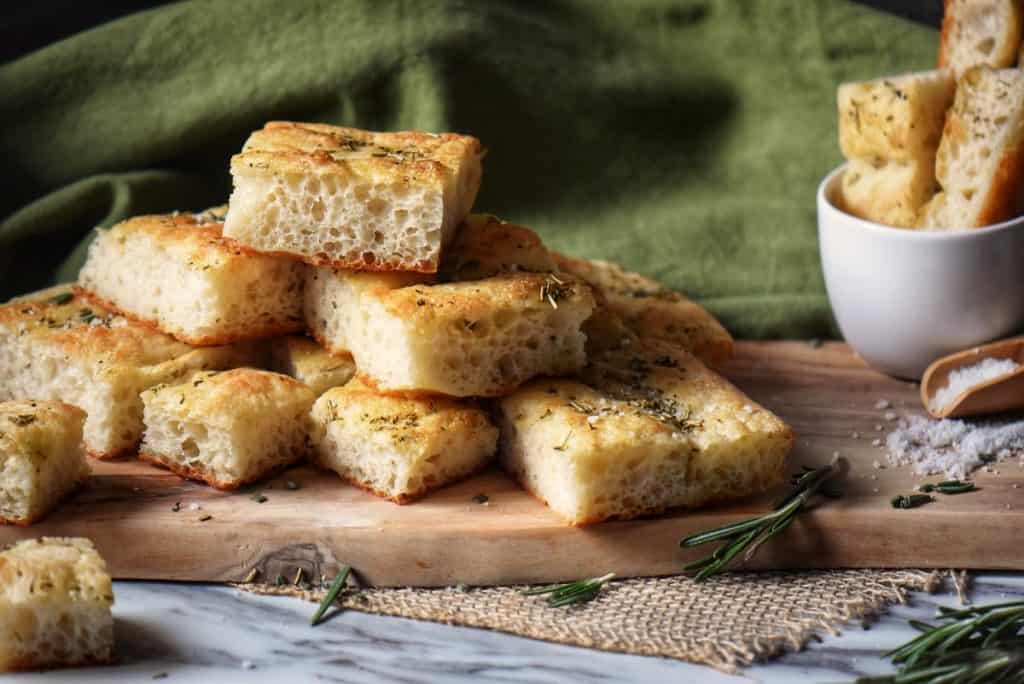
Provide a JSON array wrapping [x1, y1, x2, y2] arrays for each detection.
[[0, 121, 792, 527]]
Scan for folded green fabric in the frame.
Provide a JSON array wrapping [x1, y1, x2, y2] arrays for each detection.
[[0, 0, 935, 338]]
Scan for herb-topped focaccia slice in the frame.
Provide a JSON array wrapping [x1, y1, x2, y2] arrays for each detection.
[[498, 341, 792, 525], [310, 380, 498, 503], [836, 70, 956, 228], [140, 369, 316, 490], [77, 208, 305, 345], [0, 286, 268, 458], [223, 122, 484, 273], [305, 216, 595, 397], [269, 336, 356, 396], [553, 252, 733, 365], [0, 401, 90, 526], [920, 67, 1024, 229], [0, 537, 114, 671]]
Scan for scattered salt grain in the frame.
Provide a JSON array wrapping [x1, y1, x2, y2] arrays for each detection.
[[875, 399, 891, 410], [188, 502, 201, 511], [872, 438, 882, 447], [874, 424, 883, 431], [886, 414, 1024, 479], [884, 411, 897, 421], [929, 357, 1021, 413], [852, 432, 860, 439]]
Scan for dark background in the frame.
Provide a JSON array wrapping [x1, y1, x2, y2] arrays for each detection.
[[1, 0, 942, 64]]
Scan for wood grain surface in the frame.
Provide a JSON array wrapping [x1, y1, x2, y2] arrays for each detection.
[[2, 341, 1021, 587]]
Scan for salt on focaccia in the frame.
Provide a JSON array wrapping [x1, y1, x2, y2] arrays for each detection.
[[0, 286, 268, 458], [140, 369, 315, 490], [498, 341, 792, 525], [269, 336, 356, 395], [921, 67, 1024, 229], [78, 208, 305, 345], [552, 252, 733, 365], [305, 217, 595, 397], [223, 122, 484, 272], [938, 0, 1023, 77], [836, 70, 956, 227], [310, 380, 497, 503], [0, 401, 89, 526], [0, 537, 114, 671]]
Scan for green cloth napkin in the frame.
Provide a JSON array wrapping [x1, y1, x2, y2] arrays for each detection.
[[0, 0, 936, 338]]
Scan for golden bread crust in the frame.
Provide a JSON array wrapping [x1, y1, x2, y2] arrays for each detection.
[[553, 252, 733, 364], [440, 214, 557, 281]]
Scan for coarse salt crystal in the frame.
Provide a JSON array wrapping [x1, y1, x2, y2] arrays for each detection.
[[875, 399, 891, 410], [929, 357, 1021, 413], [884, 412, 897, 421], [885, 414, 1024, 479]]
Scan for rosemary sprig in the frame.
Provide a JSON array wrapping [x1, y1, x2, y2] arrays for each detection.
[[919, 479, 977, 495], [680, 459, 845, 581], [523, 572, 615, 607], [310, 565, 351, 626], [856, 600, 1024, 683]]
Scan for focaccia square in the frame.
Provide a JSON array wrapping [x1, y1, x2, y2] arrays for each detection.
[[0, 401, 89, 525], [0, 537, 114, 671], [269, 336, 356, 395], [78, 208, 305, 345], [498, 341, 792, 525], [0, 287, 267, 458], [553, 252, 733, 364], [139, 369, 315, 489], [305, 217, 595, 397], [310, 380, 498, 503], [223, 122, 484, 273]]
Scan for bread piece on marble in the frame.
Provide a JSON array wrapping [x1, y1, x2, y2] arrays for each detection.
[[78, 209, 305, 345], [0, 537, 114, 671], [920, 67, 1024, 229], [938, 0, 1023, 77], [497, 341, 792, 525], [269, 336, 356, 395], [310, 380, 497, 503], [0, 286, 268, 458], [552, 252, 733, 364], [0, 401, 89, 525], [223, 122, 483, 272], [140, 369, 315, 490]]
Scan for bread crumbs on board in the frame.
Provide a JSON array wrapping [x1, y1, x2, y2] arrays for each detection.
[[886, 414, 1024, 479]]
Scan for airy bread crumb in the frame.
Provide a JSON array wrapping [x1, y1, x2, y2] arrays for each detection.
[[269, 336, 356, 395], [0, 537, 114, 671], [938, 0, 1023, 77], [223, 122, 483, 272], [140, 369, 316, 489], [0, 286, 268, 458], [310, 380, 498, 503], [0, 401, 89, 525], [78, 208, 305, 345], [920, 67, 1024, 229], [498, 341, 792, 525]]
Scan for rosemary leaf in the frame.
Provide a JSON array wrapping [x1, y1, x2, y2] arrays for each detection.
[[891, 494, 934, 509], [523, 572, 615, 607], [919, 480, 977, 495], [310, 565, 351, 626]]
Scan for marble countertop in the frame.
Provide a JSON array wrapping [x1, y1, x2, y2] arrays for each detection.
[[10, 572, 1024, 683]]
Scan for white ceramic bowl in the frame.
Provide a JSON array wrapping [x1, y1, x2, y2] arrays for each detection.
[[818, 164, 1024, 380]]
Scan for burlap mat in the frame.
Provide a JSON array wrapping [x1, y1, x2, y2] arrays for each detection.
[[240, 569, 941, 671]]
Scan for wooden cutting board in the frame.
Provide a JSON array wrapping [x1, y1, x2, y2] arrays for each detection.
[[2, 341, 1021, 587]]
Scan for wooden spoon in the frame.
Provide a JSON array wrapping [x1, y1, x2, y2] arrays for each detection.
[[920, 337, 1024, 418]]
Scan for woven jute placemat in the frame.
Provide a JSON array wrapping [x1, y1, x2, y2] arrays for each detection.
[[241, 569, 941, 671]]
